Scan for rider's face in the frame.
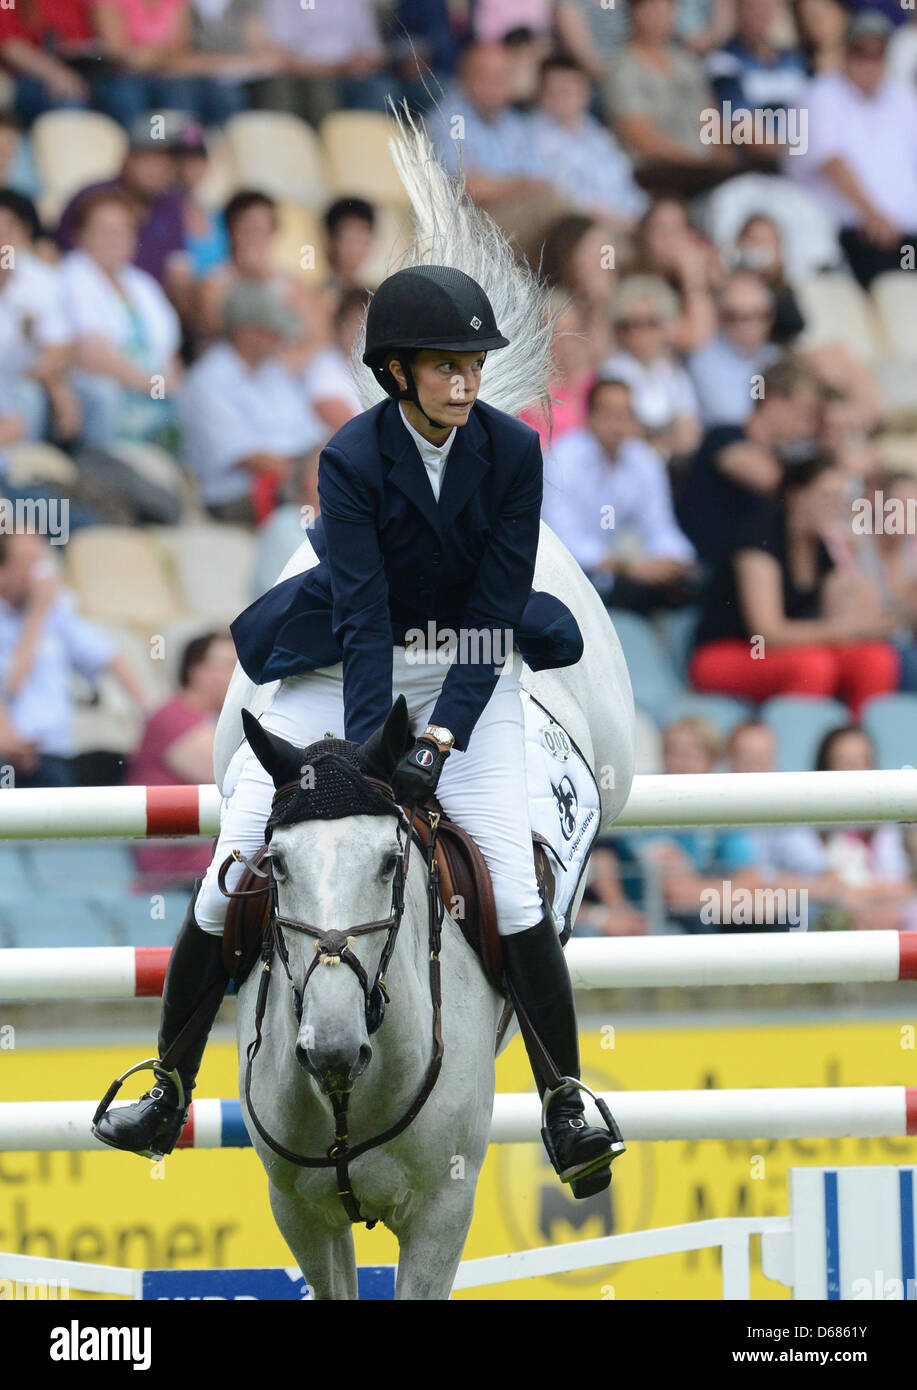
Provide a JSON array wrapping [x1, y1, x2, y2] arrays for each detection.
[[389, 349, 487, 430]]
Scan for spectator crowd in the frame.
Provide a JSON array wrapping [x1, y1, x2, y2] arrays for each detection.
[[2, 0, 917, 935]]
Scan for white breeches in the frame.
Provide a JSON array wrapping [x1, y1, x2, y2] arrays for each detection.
[[195, 647, 545, 937]]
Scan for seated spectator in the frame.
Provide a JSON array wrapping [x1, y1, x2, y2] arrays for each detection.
[[690, 455, 899, 715], [812, 725, 917, 930], [196, 189, 327, 360], [59, 188, 182, 449], [0, 531, 145, 788], [706, 0, 809, 168], [677, 359, 822, 566], [429, 42, 569, 257], [601, 274, 702, 460], [520, 290, 598, 449], [630, 196, 720, 352], [0, 0, 94, 125], [574, 838, 649, 936], [637, 716, 765, 933], [165, 0, 281, 122], [793, 0, 849, 74], [323, 196, 376, 298], [718, 224, 883, 424], [792, 12, 917, 287], [553, 0, 631, 84], [91, 0, 201, 127], [543, 376, 698, 614], [390, 0, 463, 112], [0, 190, 80, 444], [251, 0, 396, 126], [604, 0, 737, 196], [473, 6, 555, 104], [725, 213, 805, 344], [166, 118, 231, 327], [302, 287, 366, 434], [127, 630, 236, 891], [541, 213, 620, 360], [529, 54, 648, 231], [687, 269, 782, 427], [179, 281, 326, 525], [250, 447, 322, 597], [57, 115, 186, 289]]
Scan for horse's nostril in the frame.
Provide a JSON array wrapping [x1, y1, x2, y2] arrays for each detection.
[[295, 1044, 315, 1074], [356, 1044, 372, 1074]]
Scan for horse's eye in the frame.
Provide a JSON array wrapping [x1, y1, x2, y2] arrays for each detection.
[[381, 850, 400, 878], [271, 854, 287, 880]]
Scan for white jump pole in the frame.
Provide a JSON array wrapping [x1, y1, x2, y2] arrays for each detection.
[[1, 1089, 914, 1152], [2, 770, 917, 839], [2, 932, 916, 1001]]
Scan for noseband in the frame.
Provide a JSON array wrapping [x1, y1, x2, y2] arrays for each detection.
[[231, 778, 446, 1228]]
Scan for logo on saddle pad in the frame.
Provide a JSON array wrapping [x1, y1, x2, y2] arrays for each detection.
[[413, 746, 435, 768], [540, 721, 571, 762], [551, 776, 578, 840]]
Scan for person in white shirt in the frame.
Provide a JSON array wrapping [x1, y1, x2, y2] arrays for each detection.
[[529, 54, 648, 230], [301, 287, 366, 434], [59, 188, 183, 448], [179, 280, 328, 524], [600, 274, 701, 459], [0, 190, 78, 443], [791, 11, 917, 286], [542, 376, 698, 614]]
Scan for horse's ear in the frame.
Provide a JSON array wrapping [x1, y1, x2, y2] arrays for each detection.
[[355, 694, 411, 781], [241, 707, 304, 789]]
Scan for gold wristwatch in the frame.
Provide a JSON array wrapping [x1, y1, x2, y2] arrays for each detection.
[[424, 724, 455, 751]]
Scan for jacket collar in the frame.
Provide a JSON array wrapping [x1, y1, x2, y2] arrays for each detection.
[[378, 396, 490, 536]]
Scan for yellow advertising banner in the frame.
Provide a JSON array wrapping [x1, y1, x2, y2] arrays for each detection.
[[2, 1019, 915, 1299]]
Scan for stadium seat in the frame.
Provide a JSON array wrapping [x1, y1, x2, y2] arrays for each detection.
[[153, 523, 255, 625], [4, 442, 78, 488], [607, 609, 683, 725], [108, 892, 194, 947], [64, 527, 182, 631], [106, 441, 201, 517], [271, 200, 330, 281], [658, 606, 701, 682], [319, 111, 411, 209], [0, 844, 34, 894], [761, 695, 848, 771], [27, 842, 136, 898], [878, 433, 917, 475], [695, 172, 843, 282], [223, 111, 328, 208], [795, 273, 883, 360], [0, 894, 120, 949], [870, 272, 917, 358], [31, 111, 127, 219], [669, 691, 755, 736], [861, 693, 917, 770]]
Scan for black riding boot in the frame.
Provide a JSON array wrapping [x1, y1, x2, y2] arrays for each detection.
[[93, 886, 229, 1159], [502, 907, 624, 1198]]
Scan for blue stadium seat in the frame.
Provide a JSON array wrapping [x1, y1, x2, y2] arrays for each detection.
[[658, 606, 702, 682], [0, 894, 120, 948], [0, 844, 35, 894], [861, 693, 917, 770], [107, 892, 192, 947], [27, 841, 136, 898], [608, 609, 684, 725], [761, 696, 849, 772], [669, 691, 755, 737]]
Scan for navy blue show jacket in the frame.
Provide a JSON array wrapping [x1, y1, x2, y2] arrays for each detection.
[[230, 395, 583, 751]]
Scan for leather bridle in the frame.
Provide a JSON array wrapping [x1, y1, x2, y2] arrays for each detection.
[[235, 779, 446, 1228]]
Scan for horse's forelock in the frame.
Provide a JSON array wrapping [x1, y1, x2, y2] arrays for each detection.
[[265, 748, 398, 837]]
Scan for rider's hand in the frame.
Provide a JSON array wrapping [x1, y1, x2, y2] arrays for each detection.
[[390, 736, 450, 807]]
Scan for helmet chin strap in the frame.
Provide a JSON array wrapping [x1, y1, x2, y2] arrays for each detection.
[[398, 359, 455, 433]]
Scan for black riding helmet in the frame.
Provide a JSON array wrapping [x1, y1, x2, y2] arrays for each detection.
[[362, 265, 510, 425]]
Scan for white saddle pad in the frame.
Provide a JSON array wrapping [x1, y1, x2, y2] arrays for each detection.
[[522, 690, 601, 933]]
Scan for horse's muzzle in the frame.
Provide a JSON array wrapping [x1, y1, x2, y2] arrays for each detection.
[[296, 1040, 373, 1095]]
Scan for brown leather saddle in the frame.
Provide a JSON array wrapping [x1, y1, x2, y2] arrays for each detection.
[[219, 804, 556, 998]]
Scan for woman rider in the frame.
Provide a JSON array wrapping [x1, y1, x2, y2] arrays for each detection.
[[94, 265, 621, 1198]]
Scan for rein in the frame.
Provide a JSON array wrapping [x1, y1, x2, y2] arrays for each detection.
[[232, 779, 446, 1228]]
